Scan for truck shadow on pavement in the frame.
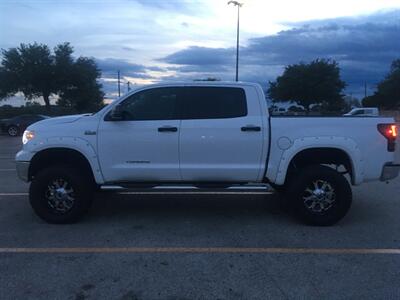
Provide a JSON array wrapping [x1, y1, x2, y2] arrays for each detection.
[[87, 192, 292, 224], [82, 191, 384, 227]]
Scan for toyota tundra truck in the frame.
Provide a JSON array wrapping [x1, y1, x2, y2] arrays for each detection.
[[15, 82, 400, 225]]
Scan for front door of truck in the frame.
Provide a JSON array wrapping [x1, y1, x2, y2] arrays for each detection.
[[97, 87, 182, 183]]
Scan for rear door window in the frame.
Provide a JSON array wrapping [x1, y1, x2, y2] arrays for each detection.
[[180, 87, 247, 119]]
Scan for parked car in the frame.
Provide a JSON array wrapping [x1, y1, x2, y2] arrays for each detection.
[[343, 107, 379, 117], [272, 107, 287, 115], [0, 114, 50, 136], [16, 82, 400, 225]]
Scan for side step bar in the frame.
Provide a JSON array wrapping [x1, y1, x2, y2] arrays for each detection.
[[100, 183, 275, 194]]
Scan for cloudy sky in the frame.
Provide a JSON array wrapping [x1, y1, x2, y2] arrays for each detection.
[[1, 0, 400, 104]]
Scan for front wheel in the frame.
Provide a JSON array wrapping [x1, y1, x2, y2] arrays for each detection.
[[286, 165, 352, 226], [29, 165, 94, 224]]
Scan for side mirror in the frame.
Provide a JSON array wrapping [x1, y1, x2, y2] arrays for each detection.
[[108, 105, 124, 121]]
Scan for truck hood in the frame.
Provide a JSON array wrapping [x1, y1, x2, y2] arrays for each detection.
[[37, 114, 88, 125], [27, 114, 91, 130]]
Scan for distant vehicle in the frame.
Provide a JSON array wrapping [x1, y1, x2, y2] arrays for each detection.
[[273, 107, 287, 115], [344, 107, 379, 117], [16, 82, 400, 226], [0, 114, 50, 136]]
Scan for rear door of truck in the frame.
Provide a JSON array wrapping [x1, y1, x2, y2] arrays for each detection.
[[178, 85, 266, 182]]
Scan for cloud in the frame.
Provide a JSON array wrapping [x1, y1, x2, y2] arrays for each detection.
[[245, 22, 400, 65], [133, 0, 207, 15], [121, 46, 136, 52], [95, 58, 159, 100], [161, 46, 235, 66], [96, 58, 154, 79], [159, 10, 400, 97], [145, 65, 166, 72], [2, 1, 399, 103]]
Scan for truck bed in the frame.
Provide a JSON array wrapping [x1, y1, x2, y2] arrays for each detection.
[[267, 116, 398, 184]]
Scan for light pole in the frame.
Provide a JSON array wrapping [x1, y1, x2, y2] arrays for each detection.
[[117, 70, 121, 97], [228, 1, 243, 82]]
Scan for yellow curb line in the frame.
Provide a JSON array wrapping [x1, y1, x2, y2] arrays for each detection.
[[0, 247, 399, 254]]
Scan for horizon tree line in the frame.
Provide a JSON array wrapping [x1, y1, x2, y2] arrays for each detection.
[[0, 42, 398, 113]]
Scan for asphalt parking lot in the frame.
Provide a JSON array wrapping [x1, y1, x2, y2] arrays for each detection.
[[0, 135, 399, 299]]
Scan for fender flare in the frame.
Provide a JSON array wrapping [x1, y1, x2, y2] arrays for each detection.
[[275, 136, 364, 185], [29, 136, 104, 184]]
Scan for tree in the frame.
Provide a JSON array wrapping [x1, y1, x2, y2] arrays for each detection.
[[342, 96, 360, 112], [0, 42, 104, 111], [267, 59, 346, 112], [57, 57, 104, 111], [0, 43, 55, 108], [54, 43, 74, 92], [362, 59, 400, 109]]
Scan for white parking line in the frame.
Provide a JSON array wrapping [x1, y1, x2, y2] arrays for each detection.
[[0, 247, 399, 254], [0, 193, 28, 196]]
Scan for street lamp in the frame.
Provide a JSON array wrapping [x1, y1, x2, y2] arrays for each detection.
[[228, 0, 243, 82]]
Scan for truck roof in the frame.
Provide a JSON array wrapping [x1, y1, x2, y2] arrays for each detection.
[[138, 81, 262, 89]]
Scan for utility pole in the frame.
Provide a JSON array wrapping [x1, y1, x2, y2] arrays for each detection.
[[117, 70, 121, 97], [364, 82, 367, 98], [127, 81, 131, 92], [228, 1, 243, 82]]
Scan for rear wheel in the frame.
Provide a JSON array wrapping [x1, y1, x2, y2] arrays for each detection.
[[7, 125, 19, 137], [29, 165, 94, 224], [286, 165, 352, 226]]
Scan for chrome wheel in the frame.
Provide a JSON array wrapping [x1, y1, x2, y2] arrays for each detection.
[[302, 180, 336, 213], [45, 178, 75, 213], [8, 126, 18, 136]]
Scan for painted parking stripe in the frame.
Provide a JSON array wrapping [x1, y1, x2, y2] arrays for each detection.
[[0, 193, 28, 196], [0, 247, 399, 254]]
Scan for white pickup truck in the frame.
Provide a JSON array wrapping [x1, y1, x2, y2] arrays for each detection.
[[16, 82, 400, 225]]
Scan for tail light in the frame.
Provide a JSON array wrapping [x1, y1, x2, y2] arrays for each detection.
[[378, 123, 398, 152]]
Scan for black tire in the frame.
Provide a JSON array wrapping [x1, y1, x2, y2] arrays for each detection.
[[29, 165, 94, 224], [7, 125, 19, 137], [285, 165, 352, 226]]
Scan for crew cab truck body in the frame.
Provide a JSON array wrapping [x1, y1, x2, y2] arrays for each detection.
[[15, 82, 400, 225]]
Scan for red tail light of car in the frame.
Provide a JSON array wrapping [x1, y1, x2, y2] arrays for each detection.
[[378, 123, 398, 152]]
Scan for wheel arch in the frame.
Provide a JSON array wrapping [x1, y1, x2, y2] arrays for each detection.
[[28, 147, 102, 185], [275, 137, 364, 186]]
